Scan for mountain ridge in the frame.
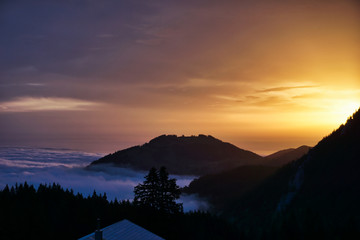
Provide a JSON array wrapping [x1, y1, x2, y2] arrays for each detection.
[[89, 134, 263, 175], [89, 134, 311, 175], [264, 145, 311, 166]]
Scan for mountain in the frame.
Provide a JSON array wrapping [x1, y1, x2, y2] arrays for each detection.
[[222, 107, 360, 238], [182, 165, 279, 209], [181, 146, 310, 208], [89, 134, 263, 175], [264, 145, 311, 166]]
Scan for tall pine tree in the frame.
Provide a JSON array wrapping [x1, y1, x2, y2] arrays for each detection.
[[158, 167, 182, 213], [134, 167, 182, 214]]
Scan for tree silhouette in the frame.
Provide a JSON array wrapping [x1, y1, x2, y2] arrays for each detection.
[[134, 167, 160, 209], [134, 167, 183, 214]]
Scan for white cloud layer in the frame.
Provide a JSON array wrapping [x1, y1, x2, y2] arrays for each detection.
[[0, 147, 206, 212]]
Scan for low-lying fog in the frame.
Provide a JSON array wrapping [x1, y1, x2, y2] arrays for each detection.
[[0, 147, 209, 212]]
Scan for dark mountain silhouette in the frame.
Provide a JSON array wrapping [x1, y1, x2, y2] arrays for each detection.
[[183, 165, 279, 209], [285, 108, 360, 233], [264, 145, 311, 166], [181, 146, 310, 208], [89, 134, 263, 175], [221, 107, 360, 238]]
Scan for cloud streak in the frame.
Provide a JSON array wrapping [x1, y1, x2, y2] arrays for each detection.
[[0, 97, 100, 112], [258, 85, 318, 93]]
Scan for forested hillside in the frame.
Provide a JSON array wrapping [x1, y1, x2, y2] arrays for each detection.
[[183, 165, 278, 210], [220, 108, 360, 239]]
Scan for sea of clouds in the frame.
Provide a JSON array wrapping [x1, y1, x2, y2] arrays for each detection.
[[0, 147, 209, 211]]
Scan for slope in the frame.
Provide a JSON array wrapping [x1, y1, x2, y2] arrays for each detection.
[[264, 145, 311, 166], [182, 165, 279, 210], [223, 107, 360, 239], [182, 145, 310, 210]]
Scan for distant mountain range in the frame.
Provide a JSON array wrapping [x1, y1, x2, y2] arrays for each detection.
[[89, 134, 263, 175], [88, 134, 310, 175]]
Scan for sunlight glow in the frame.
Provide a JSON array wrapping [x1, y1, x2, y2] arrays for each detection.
[[329, 100, 360, 125]]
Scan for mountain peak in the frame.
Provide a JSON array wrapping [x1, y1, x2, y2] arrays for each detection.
[[89, 134, 262, 175], [264, 145, 311, 166], [148, 134, 221, 146]]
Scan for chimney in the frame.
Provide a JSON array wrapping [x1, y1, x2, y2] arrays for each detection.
[[95, 218, 103, 240]]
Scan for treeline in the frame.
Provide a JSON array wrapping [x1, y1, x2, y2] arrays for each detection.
[[1, 180, 359, 240], [0, 182, 240, 240]]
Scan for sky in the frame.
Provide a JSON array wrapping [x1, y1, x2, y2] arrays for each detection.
[[0, 0, 359, 155]]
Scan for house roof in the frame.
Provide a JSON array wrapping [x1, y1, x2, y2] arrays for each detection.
[[78, 219, 165, 240]]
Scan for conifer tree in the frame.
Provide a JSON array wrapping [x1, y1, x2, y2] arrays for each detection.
[[158, 167, 182, 213], [134, 167, 183, 214], [134, 167, 160, 209]]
